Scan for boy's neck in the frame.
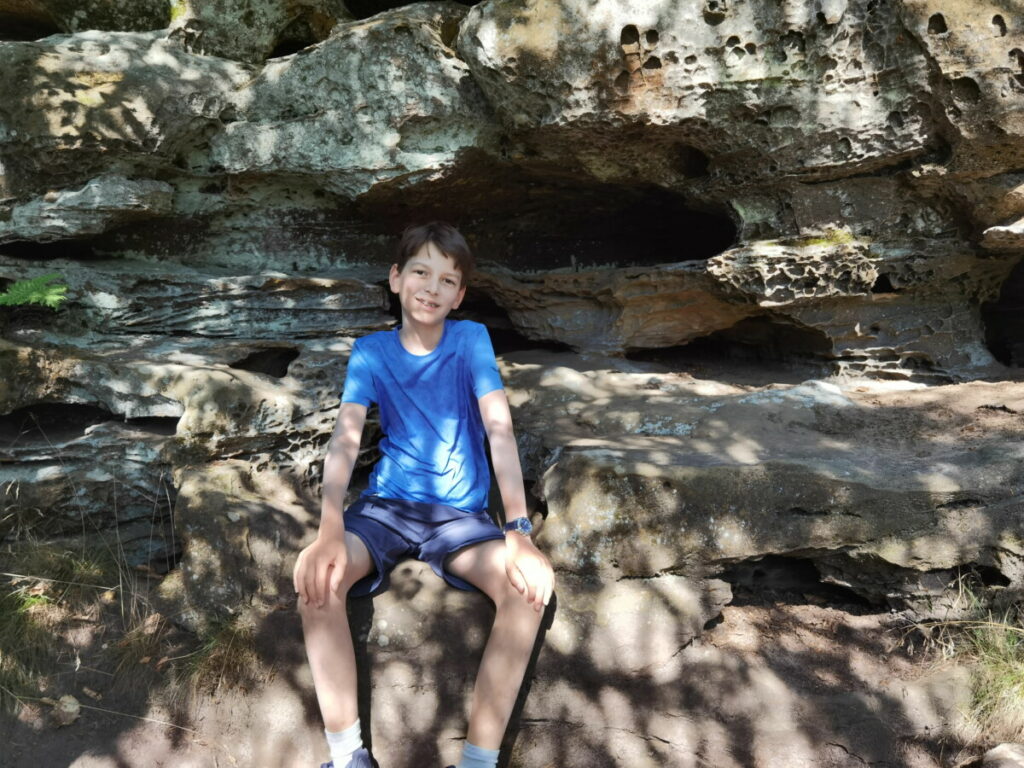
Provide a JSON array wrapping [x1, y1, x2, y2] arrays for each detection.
[[398, 316, 446, 355]]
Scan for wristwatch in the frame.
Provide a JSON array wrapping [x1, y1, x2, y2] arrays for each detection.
[[503, 517, 533, 537]]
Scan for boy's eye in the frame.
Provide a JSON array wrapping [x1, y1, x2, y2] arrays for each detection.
[[444, 278, 457, 286]]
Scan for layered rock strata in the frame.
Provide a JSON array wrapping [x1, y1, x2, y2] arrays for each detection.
[[2, 2, 1024, 766]]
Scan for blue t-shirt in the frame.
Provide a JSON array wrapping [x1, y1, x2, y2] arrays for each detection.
[[340, 319, 504, 513]]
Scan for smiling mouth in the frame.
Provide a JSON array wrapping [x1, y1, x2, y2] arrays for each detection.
[[416, 297, 440, 309]]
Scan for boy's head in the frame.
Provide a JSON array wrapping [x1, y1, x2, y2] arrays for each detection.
[[389, 221, 472, 325], [395, 221, 474, 286]]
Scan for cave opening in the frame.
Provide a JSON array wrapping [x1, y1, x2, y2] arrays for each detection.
[[626, 316, 834, 382], [469, 184, 737, 273], [356, 155, 737, 273], [981, 256, 1024, 367], [228, 347, 301, 378]]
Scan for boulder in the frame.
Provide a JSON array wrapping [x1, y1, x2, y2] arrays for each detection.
[[207, 2, 497, 197]]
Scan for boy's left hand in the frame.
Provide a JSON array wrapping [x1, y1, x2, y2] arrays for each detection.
[[504, 532, 554, 611]]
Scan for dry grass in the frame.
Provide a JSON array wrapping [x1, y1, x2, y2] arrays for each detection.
[[915, 576, 1024, 747]]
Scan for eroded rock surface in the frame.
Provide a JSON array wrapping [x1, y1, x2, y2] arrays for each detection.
[[2, 2, 1024, 767]]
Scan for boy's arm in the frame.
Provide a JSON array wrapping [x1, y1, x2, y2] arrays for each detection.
[[478, 388, 554, 611], [293, 400, 368, 608]]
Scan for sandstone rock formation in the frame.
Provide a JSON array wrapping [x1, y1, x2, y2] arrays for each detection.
[[1, 1, 1023, 766]]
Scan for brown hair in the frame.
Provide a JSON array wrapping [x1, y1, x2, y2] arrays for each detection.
[[396, 221, 475, 283]]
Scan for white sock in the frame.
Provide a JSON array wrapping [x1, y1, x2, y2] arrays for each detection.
[[456, 741, 499, 768], [325, 719, 363, 767]]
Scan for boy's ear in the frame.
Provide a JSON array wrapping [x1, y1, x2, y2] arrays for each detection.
[[388, 263, 401, 292], [453, 283, 467, 309]]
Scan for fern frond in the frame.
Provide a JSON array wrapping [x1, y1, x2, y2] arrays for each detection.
[[0, 274, 68, 309]]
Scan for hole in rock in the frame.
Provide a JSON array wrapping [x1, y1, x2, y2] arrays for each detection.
[[0, 12, 61, 40], [720, 555, 873, 608], [626, 316, 833, 384], [702, 1, 727, 26], [0, 403, 176, 447], [981, 256, 1024, 367], [1010, 49, 1024, 86], [643, 56, 662, 70], [964, 563, 1011, 587], [620, 25, 640, 47], [950, 76, 981, 103], [993, 14, 1007, 37], [454, 290, 573, 356], [228, 347, 301, 378], [644, 29, 659, 47], [871, 274, 897, 294], [268, 33, 318, 58], [343, 0, 484, 19], [927, 13, 947, 34], [0, 238, 99, 261], [673, 144, 711, 177]]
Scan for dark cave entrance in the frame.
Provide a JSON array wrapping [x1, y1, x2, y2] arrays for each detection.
[[982, 256, 1024, 367], [358, 161, 738, 273], [490, 185, 736, 271], [626, 316, 834, 381]]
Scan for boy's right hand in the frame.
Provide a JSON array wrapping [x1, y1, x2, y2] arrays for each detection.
[[293, 534, 348, 609]]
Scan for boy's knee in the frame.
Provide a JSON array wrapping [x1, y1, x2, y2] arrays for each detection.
[[296, 585, 349, 620]]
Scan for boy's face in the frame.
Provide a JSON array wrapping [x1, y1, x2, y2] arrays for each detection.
[[389, 242, 466, 328]]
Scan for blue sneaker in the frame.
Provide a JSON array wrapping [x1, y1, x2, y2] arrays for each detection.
[[321, 747, 375, 768]]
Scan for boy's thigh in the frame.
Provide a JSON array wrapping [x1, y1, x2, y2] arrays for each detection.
[[445, 538, 510, 600], [340, 530, 375, 585]]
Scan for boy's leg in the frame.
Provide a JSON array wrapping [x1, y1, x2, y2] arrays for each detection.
[[446, 539, 545, 750], [297, 531, 375, 732]]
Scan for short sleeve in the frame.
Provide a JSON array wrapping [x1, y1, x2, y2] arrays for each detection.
[[341, 339, 377, 406], [469, 324, 504, 399]]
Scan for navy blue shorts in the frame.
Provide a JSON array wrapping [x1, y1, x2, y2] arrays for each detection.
[[343, 494, 505, 597]]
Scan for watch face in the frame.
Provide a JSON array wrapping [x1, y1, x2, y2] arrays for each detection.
[[506, 517, 533, 535]]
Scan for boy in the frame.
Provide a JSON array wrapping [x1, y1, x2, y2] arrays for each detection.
[[293, 221, 554, 768]]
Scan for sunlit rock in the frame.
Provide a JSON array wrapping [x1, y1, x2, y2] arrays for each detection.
[[0, 175, 172, 243]]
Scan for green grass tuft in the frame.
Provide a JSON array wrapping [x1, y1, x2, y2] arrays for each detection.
[[916, 575, 1024, 746]]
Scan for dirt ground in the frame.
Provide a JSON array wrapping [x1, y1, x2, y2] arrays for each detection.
[[0, 591, 982, 768]]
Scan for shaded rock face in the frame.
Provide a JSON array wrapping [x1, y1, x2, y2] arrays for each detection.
[[1, 0, 1021, 376], [1, 2, 1024, 766]]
